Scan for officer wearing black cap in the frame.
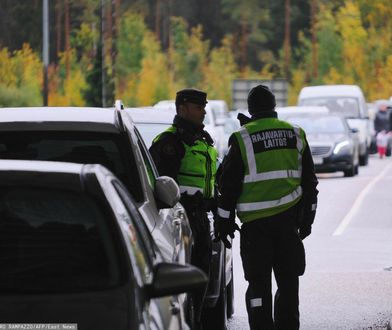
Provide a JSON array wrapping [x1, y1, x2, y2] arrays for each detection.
[[214, 85, 319, 329], [149, 88, 218, 329]]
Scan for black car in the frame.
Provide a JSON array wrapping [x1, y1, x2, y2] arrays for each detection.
[[284, 112, 360, 177], [0, 160, 206, 329]]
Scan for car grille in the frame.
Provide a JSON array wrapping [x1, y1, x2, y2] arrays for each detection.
[[311, 146, 332, 157]]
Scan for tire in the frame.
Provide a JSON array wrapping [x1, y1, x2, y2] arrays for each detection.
[[354, 164, 359, 175], [202, 264, 227, 330], [185, 294, 195, 329], [226, 275, 234, 319], [344, 166, 355, 177], [359, 151, 368, 166]]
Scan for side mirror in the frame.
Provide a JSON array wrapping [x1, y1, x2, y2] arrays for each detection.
[[351, 128, 359, 134], [155, 176, 180, 208], [146, 262, 207, 298]]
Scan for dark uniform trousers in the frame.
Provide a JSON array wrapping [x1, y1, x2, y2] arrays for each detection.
[[240, 207, 305, 330]]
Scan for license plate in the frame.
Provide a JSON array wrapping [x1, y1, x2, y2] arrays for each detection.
[[313, 157, 323, 165]]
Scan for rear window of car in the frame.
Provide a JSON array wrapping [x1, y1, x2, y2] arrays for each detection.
[[286, 116, 346, 134], [0, 131, 143, 202], [0, 187, 127, 294], [300, 97, 360, 118], [135, 123, 171, 148]]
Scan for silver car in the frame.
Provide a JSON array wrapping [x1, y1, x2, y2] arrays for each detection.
[[282, 112, 360, 177], [0, 159, 206, 329], [126, 106, 235, 329]]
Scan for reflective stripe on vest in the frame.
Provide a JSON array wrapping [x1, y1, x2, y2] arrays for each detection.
[[237, 185, 302, 212], [240, 126, 303, 183], [217, 207, 231, 219]]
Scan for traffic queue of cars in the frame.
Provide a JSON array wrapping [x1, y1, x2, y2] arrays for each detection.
[[0, 107, 205, 329], [0, 104, 232, 329], [0, 86, 376, 328]]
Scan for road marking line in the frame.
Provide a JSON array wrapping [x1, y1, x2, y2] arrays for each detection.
[[332, 162, 392, 236]]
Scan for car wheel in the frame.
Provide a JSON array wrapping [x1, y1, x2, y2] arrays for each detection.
[[185, 294, 195, 329], [344, 161, 356, 177], [359, 151, 368, 166], [226, 272, 234, 319], [202, 264, 227, 329]]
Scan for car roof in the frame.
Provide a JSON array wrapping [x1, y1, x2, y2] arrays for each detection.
[[299, 85, 364, 98], [0, 159, 114, 194], [0, 159, 86, 190], [125, 107, 174, 124], [277, 105, 330, 116], [153, 100, 214, 113], [0, 107, 121, 132]]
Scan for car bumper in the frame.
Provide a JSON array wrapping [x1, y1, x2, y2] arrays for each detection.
[[313, 153, 353, 173]]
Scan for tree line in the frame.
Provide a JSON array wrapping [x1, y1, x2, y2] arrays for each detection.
[[0, 0, 391, 108]]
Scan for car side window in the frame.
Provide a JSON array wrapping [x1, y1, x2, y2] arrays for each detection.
[[112, 180, 158, 280], [0, 187, 127, 294], [0, 131, 144, 202], [134, 127, 159, 188]]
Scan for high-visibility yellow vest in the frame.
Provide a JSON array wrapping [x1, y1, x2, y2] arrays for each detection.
[[154, 126, 218, 198], [234, 117, 307, 222]]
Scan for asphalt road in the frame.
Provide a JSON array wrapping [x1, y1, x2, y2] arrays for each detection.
[[227, 154, 392, 330]]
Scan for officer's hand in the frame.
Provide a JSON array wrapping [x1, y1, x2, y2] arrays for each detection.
[[299, 225, 311, 240], [213, 217, 240, 249]]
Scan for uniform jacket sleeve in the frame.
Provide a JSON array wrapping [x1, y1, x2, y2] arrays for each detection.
[[299, 135, 319, 230], [216, 134, 244, 221], [149, 132, 185, 180]]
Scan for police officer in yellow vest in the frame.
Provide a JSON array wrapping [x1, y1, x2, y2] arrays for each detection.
[[215, 85, 318, 330], [149, 88, 218, 329]]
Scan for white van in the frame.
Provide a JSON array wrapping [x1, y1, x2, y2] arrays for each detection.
[[298, 84, 371, 165]]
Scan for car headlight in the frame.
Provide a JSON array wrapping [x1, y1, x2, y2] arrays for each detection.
[[333, 140, 350, 154]]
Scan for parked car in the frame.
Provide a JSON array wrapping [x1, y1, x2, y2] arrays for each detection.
[[125, 106, 235, 328], [298, 84, 371, 166], [220, 114, 241, 155], [278, 108, 360, 177], [207, 99, 229, 125], [152, 100, 227, 157], [0, 159, 206, 329], [0, 106, 191, 267]]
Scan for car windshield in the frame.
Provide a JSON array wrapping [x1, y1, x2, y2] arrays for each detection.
[[300, 97, 360, 117], [203, 112, 210, 125], [0, 187, 126, 293], [286, 116, 346, 134], [135, 123, 171, 148], [0, 131, 143, 201], [223, 118, 240, 135]]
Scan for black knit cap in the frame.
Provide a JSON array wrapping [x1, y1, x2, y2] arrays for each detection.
[[175, 88, 208, 107], [247, 84, 276, 114]]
